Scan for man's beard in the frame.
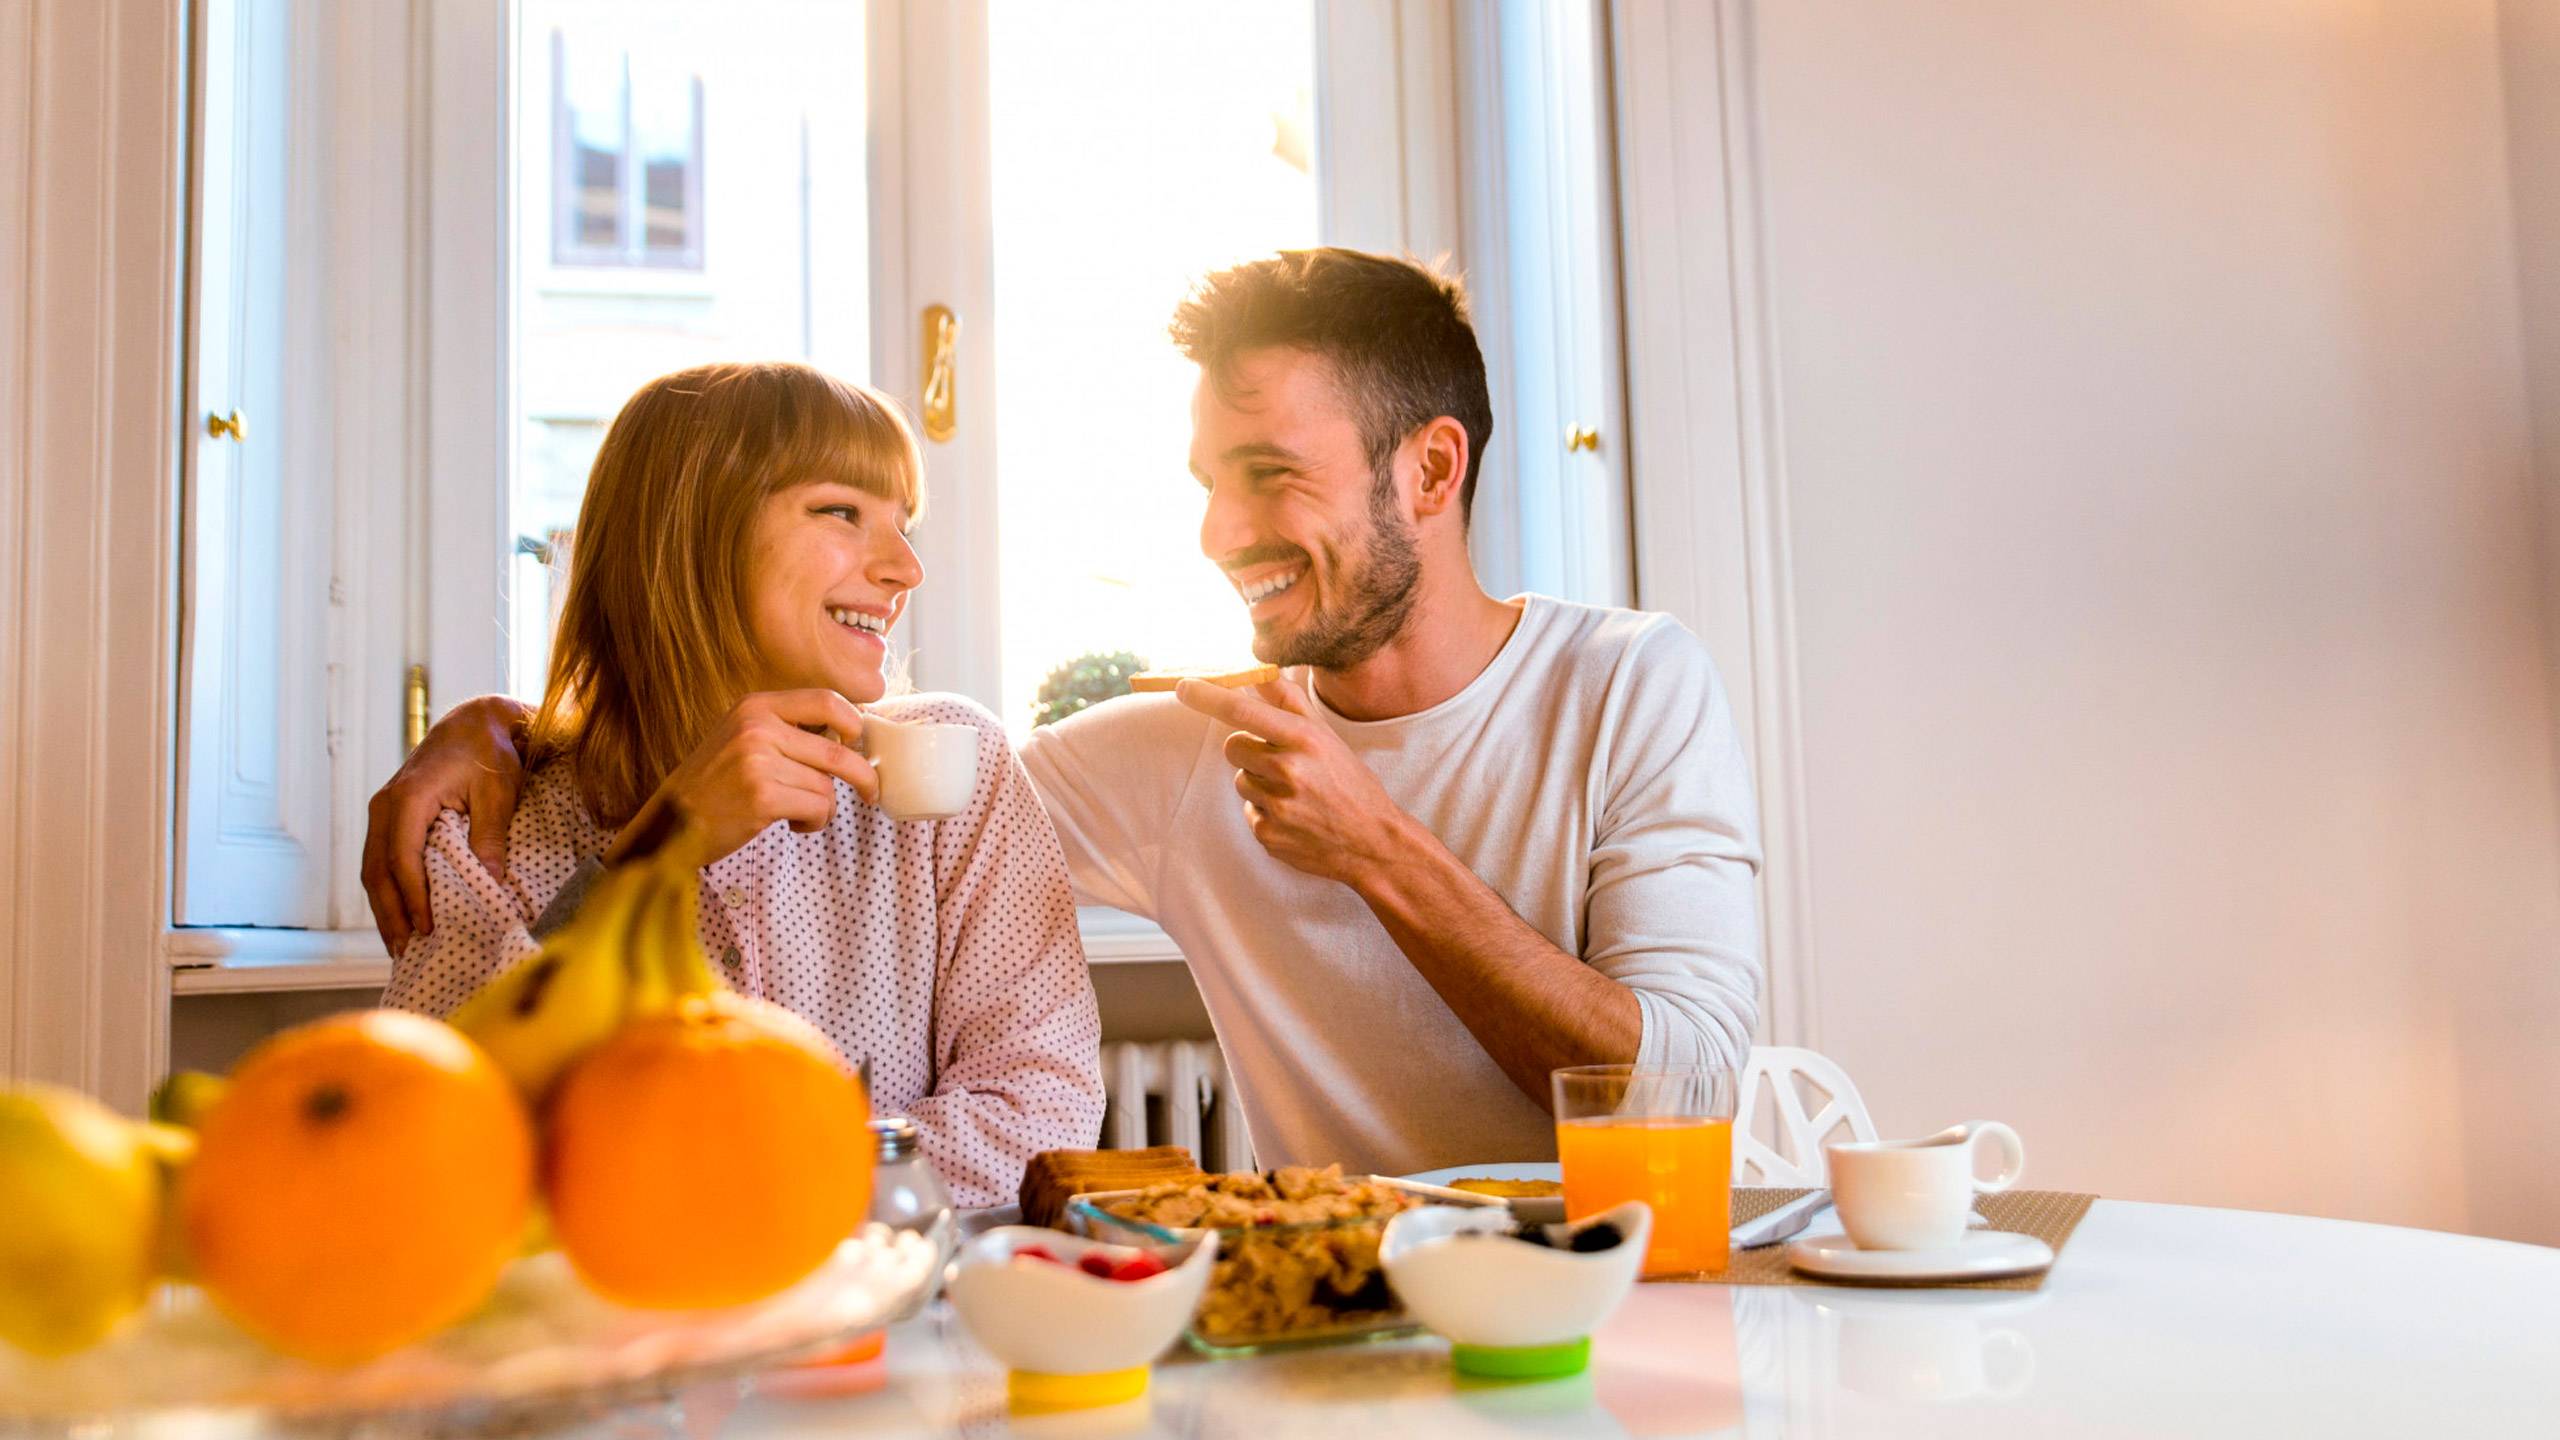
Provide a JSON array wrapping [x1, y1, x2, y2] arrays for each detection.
[[1255, 464, 1423, 671]]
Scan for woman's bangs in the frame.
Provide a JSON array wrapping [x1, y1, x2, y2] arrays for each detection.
[[778, 375, 926, 524]]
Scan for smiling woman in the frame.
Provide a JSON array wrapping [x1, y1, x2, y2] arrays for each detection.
[[381, 361, 1107, 1204], [525, 362, 924, 826]]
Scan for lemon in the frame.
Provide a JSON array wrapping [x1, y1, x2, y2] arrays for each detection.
[[0, 1084, 161, 1356]]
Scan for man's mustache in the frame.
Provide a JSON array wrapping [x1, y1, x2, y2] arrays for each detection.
[[1218, 544, 1310, 573]]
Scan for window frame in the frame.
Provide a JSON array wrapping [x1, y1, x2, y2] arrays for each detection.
[[889, 0, 1465, 709], [175, 0, 1633, 991]]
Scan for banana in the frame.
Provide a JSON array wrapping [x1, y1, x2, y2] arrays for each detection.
[[148, 1070, 228, 1130], [135, 1121, 198, 1281], [618, 871, 677, 1019], [517, 1203, 557, 1258], [449, 839, 726, 1104], [140, 1072, 218, 1280], [643, 859, 724, 1002], [450, 862, 647, 1101]]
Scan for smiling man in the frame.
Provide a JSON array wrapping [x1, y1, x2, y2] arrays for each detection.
[[362, 248, 1761, 1177], [1011, 249, 1763, 1173]]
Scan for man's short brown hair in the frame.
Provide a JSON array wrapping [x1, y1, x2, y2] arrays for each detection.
[[1169, 247, 1495, 522]]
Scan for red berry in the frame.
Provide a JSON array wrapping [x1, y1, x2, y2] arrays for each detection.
[[1013, 1246, 1058, 1265], [1078, 1252, 1118, 1278], [1110, 1254, 1167, 1282]]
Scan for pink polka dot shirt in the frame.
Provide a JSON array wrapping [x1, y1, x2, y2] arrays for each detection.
[[383, 694, 1106, 1206]]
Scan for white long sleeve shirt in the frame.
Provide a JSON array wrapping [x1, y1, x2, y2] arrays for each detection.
[[1020, 594, 1763, 1175]]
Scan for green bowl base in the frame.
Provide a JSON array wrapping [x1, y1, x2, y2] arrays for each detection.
[[1451, 1336, 1592, 1380]]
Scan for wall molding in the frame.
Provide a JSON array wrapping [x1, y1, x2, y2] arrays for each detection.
[[1610, 0, 1819, 1049], [1, 0, 189, 1106], [0, 0, 31, 1091]]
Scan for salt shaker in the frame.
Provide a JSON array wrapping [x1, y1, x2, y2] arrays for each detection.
[[868, 1116, 953, 1238]]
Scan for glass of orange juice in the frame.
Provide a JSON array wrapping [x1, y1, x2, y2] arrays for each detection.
[[1553, 1064, 1737, 1279]]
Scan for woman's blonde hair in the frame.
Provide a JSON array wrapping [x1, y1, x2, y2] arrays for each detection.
[[525, 361, 924, 826]]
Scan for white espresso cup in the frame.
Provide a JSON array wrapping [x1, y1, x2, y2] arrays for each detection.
[[1825, 1121, 2026, 1252], [857, 717, 979, 822]]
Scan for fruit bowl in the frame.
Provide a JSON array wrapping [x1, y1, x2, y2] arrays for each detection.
[[0, 1220, 941, 1438], [1380, 1201, 1651, 1379], [944, 1225, 1217, 1409]]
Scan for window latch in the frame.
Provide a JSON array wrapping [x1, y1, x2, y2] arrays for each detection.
[[922, 304, 959, 443], [404, 664, 429, 754]]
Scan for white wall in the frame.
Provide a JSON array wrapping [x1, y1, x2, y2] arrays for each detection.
[[2493, 0, 2560, 1246], [1744, 0, 2560, 1240]]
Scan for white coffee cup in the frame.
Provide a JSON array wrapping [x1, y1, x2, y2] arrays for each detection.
[[1826, 1122, 2026, 1252], [858, 718, 979, 822]]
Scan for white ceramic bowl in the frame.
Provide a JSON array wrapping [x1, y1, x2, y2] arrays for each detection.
[[1380, 1201, 1651, 1351], [942, 1225, 1217, 1380]]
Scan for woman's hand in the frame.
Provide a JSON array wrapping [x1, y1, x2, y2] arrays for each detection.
[[609, 690, 881, 867]]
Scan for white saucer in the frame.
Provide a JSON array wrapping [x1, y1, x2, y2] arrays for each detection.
[[1787, 1229, 2054, 1284]]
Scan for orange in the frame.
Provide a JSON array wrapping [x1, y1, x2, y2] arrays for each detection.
[[545, 992, 872, 1309], [180, 1010, 534, 1364]]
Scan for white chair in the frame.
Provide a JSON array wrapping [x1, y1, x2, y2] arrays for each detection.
[[1732, 1045, 1877, 1186]]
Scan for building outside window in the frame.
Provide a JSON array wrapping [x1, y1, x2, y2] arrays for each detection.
[[550, 25, 705, 270]]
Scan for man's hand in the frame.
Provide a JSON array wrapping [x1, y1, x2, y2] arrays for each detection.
[[1178, 674, 1643, 1100], [1175, 678, 1419, 887], [362, 696, 534, 957], [606, 690, 881, 869]]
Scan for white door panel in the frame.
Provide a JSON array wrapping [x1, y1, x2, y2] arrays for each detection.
[[1469, 0, 1631, 608], [177, 0, 330, 926]]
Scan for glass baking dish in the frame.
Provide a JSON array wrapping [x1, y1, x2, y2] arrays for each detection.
[[1067, 1176, 1500, 1357]]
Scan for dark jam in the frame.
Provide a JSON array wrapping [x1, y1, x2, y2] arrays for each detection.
[[1462, 1220, 1625, 1252]]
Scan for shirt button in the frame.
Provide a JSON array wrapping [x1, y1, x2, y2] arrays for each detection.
[[723, 887, 748, 909], [720, 945, 742, 971]]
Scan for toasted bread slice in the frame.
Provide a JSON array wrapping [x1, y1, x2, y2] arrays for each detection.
[[1019, 1146, 1206, 1229], [1128, 664, 1280, 693]]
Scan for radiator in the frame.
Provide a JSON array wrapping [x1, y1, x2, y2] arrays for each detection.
[[1099, 1040, 1255, 1173]]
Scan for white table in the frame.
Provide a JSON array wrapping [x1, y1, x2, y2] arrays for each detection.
[[590, 1201, 2560, 1438]]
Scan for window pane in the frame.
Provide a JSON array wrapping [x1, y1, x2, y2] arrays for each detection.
[[512, 0, 870, 699], [556, 29, 627, 254], [631, 56, 700, 261], [987, 1, 1318, 730]]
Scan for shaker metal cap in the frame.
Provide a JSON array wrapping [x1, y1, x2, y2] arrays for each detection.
[[870, 1115, 921, 1160]]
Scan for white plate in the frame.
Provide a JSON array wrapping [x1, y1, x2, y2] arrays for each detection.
[[1787, 1229, 2054, 1284], [1396, 1163, 1567, 1223], [0, 1224, 943, 1436], [956, 1204, 1021, 1240]]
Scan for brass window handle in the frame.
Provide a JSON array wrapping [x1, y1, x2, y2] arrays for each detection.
[[403, 664, 429, 754], [1566, 424, 1600, 453], [206, 409, 246, 443], [921, 305, 959, 443]]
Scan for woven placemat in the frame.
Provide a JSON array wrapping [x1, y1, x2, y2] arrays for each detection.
[[1665, 1186, 2096, 1291]]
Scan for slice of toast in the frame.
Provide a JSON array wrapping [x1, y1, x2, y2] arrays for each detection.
[[1019, 1146, 1206, 1229], [1127, 664, 1280, 693]]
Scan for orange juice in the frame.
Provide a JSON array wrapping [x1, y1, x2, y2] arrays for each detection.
[[1557, 1116, 1734, 1277]]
